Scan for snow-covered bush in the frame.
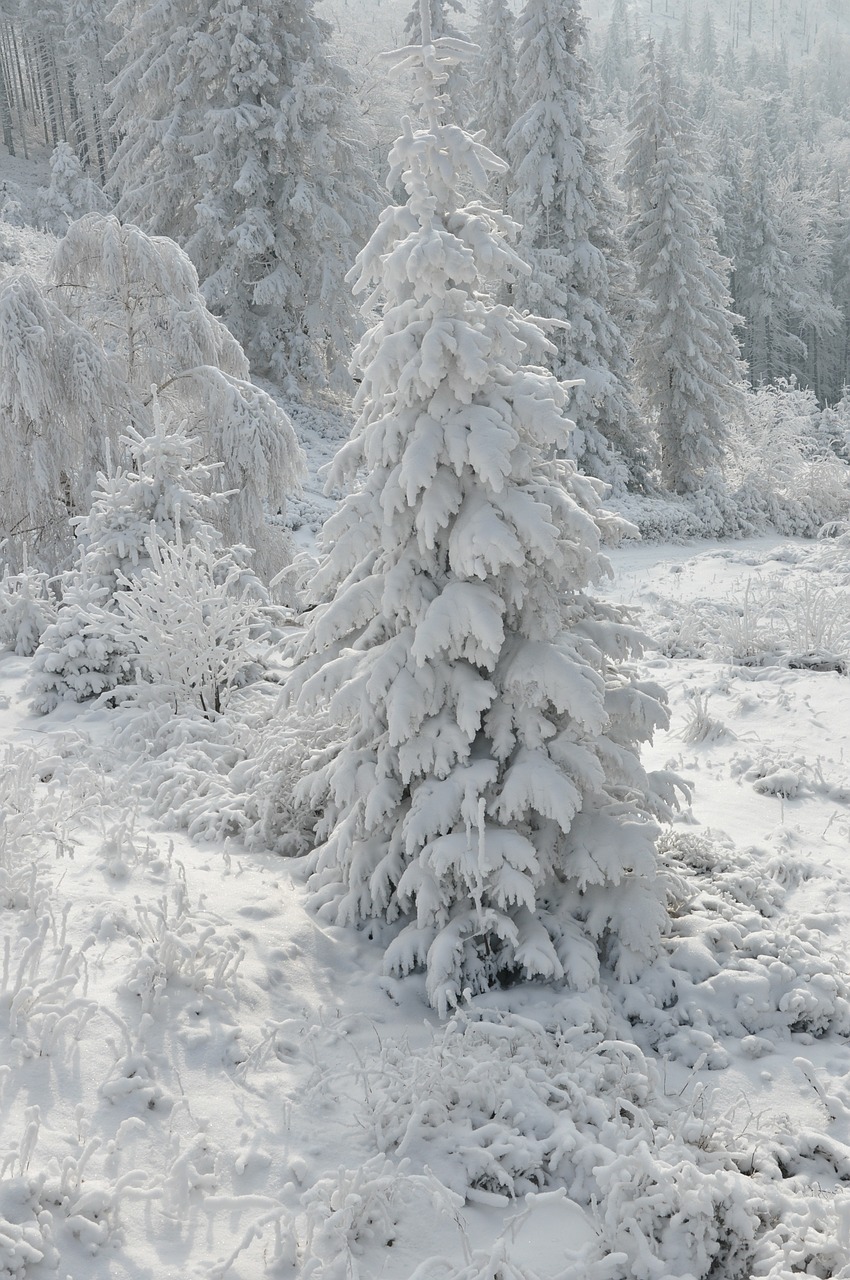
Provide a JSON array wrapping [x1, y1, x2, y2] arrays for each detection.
[[283, 4, 678, 1014], [36, 141, 107, 236], [730, 379, 850, 536], [111, 530, 265, 716], [618, 829, 850, 1062], [367, 1008, 763, 1278], [654, 576, 850, 669], [29, 401, 266, 713]]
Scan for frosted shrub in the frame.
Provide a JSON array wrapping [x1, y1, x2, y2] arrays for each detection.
[[285, 1, 677, 1014], [293, 1159, 415, 1278], [369, 1010, 653, 1200], [618, 830, 850, 1060], [730, 380, 850, 536], [656, 577, 850, 668], [367, 1009, 763, 1278], [112, 531, 265, 716], [29, 403, 258, 713]]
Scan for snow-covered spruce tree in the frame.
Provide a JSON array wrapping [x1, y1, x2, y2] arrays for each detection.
[[286, 4, 676, 1015], [108, 0, 375, 390], [106, 0, 206, 240], [29, 397, 255, 712], [507, 0, 649, 492], [0, 554, 57, 657], [37, 141, 107, 235], [470, 0, 516, 212], [623, 41, 744, 495], [183, 0, 376, 389]]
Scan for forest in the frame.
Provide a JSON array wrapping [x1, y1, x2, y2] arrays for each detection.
[[2, 0, 850, 1277]]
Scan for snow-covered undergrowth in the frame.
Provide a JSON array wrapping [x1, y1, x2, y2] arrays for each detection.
[[4, 534, 850, 1276]]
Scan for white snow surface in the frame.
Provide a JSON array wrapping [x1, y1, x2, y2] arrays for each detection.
[[4, 515, 850, 1276]]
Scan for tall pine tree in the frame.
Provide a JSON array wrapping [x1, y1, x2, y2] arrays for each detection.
[[624, 41, 744, 494], [507, 0, 649, 490], [286, 2, 675, 1014], [107, 0, 375, 389]]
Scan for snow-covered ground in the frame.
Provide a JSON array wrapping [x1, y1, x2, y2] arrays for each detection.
[[4, 525, 850, 1278]]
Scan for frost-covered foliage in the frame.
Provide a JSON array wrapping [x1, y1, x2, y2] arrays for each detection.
[[622, 830, 850, 1058], [0, 214, 302, 577], [729, 379, 850, 536], [35, 141, 107, 236], [507, 0, 649, 491], [283, 5, 677, 1014], [28, 402, 263, 713], [110, 530, 266, 716], [654, 574, 850, 670], [624, 41, 745, 494], [367, 1009, 763, 1277], [108, 0, 375, 390], [0, 556, 57, 656], [0, 271, 116, 571]]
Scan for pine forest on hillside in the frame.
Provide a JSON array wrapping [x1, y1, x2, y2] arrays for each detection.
[[3, 1, 850, 1278]]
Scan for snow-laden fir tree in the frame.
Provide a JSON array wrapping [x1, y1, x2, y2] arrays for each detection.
[[470, 0, 516, 214], [735, 114, 801, 389], [29, 397, 252, 712], [286, 2, 677, 1015], [623, 41, 744, 494], [507, 0, 649, 491], [106, 0, 205, 240], [108, 0, 375, 389], [184, 0, 376, 388], [0, 554, 57, 657]]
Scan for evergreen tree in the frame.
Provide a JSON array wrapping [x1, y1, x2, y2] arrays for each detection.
[[404, 0, 471, 123], [286, 3, 675, 1014], [106, 0, 205, 240], [736, 114, 803, 388], [696, 5, 718, 77], [107, 0, 375, 389], [507, 0, 649, 490], [184, 0, 376, 388], [471, 0, 517, 212], [37, 141, 107, 235], [28, 400, 250, 712], [624, 42, 744, 494], [599, 0, 634, 94]]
